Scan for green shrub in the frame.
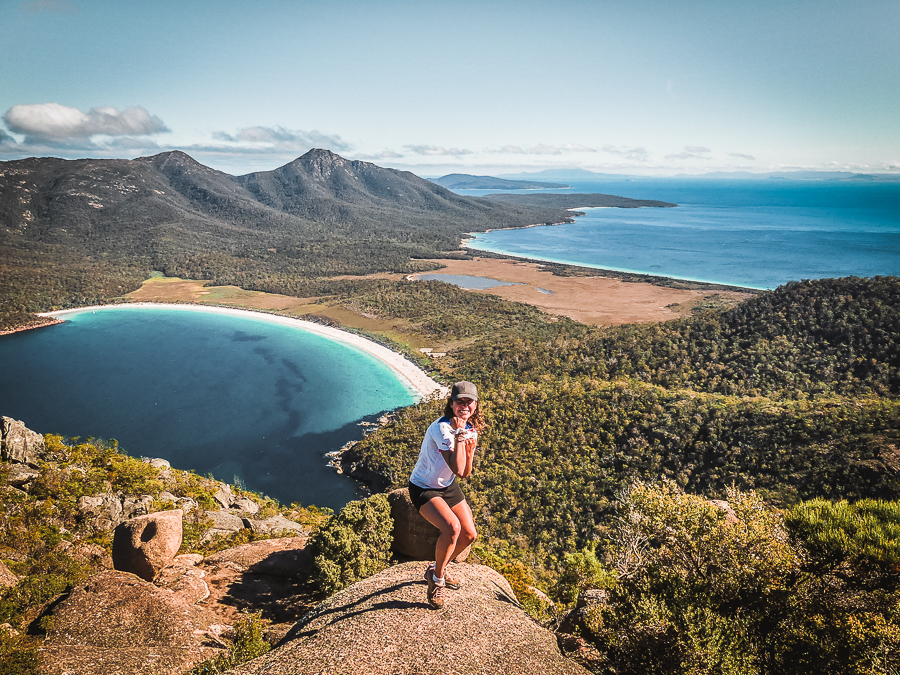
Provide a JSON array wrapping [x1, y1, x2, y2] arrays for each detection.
[[556, 543, 617, 606], [474, 544, 557, 624], [188, 612, 271, 675], [0, 629, 40, 675], [307, 494, 393, 595], [0, 551, 91, 628]]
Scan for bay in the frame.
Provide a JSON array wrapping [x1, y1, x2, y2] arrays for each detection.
[[0, 306, 417, 511], [459, 179, 900, 290]]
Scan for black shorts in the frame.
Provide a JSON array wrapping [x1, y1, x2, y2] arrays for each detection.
[[408, 480, 465, 512]]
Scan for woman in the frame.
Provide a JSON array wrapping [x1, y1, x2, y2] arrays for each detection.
[[408, 381, 485, 609]]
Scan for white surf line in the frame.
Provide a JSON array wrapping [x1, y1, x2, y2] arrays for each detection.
[[41, 303, 447, 402]]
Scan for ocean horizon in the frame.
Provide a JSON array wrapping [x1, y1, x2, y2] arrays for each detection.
[[458, 179, 900, 289]]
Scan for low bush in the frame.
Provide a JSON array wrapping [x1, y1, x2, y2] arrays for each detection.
[[307, 494, 393, 595]]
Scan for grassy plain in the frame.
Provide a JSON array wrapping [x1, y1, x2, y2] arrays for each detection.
[[411, 257, 752, 324]]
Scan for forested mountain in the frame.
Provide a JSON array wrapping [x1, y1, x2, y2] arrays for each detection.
[[0, 149, 587, 329]]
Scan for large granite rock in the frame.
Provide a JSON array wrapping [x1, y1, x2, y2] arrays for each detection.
[[200, 509, 246, 543], [78, 493, 125, 530], [0, 416, 45, 466], [196, 536, 313, 636], [243, 514, 306, 536], [112, 510, 183, 582], [6, 463, 40, 488], [38, 569, 222, 675], [213, 482, 234, 508], [388, 488, 470, 562], [229, 561, 588, 675]]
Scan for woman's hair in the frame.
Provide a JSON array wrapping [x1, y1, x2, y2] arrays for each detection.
[[444, 397, 486, 431]]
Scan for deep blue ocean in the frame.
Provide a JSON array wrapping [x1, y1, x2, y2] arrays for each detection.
[[0, 307, 416, 510], [457, 179, 900, 289]]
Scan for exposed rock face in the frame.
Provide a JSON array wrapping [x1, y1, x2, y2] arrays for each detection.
[[229, 561, 588, 675], [6, 463, 40, 487], [112, 510, 183, 581], [38, 570, 221, 675], [122, 494, 154, 520], [388, 488, 470, 562], [196, 536, 313, 637], [78, 493, 125, 530], [0, 560, 18, 588], [0, 416, 45, 466], [201, 509, 245, 543], [213, 482, 234, 508], [233, 496, 260, 514], [77, 493, 157, 529], [244, 514, 306, 535]]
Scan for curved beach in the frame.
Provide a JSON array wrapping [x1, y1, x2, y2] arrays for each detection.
[[41, 303, 446, 402]]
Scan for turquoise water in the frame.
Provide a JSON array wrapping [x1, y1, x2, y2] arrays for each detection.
[[416, 273, 522, 289], [460, 180, 900, 289], [0, 307, 416, 510]]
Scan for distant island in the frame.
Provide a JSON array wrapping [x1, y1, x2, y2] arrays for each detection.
[[431, 173, 571, 190]]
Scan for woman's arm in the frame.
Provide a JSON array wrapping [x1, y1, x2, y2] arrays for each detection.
[[441, 418, 477, 478]]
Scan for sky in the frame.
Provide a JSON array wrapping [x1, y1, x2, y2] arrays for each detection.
[[1, 0, 899, 178]]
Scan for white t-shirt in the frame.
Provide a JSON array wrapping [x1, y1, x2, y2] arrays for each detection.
[[409, 416, 478, 489]]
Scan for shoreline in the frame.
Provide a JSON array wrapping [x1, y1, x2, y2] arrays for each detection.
[[41, 303, 447, 402], [0, 316, 65, 337], [462, 241, 766, 292]]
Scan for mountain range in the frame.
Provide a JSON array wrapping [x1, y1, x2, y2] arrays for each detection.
[[0, 149, 669, 328]]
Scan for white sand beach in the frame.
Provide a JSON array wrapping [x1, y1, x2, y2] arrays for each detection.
[[42, 303, 447, 402]]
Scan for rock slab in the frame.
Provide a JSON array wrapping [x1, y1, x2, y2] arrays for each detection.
[[388, 488, 470, 562], [112, 509, 184, 581], [38, 569, 220, 675], [229, 561, 588, 675], [0, 416, 45, 466]]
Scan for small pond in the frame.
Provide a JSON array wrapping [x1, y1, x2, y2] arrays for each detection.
[[415, 274, 523, 290]]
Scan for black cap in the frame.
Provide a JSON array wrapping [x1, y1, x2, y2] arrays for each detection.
[[451, 381, 478, 401]]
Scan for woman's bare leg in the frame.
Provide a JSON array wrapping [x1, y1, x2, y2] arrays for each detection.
[[418, 497, 461, 579], [447, 499, 477, 563]]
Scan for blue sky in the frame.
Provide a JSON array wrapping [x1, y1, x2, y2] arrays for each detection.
[[1, 0, 898, 177]]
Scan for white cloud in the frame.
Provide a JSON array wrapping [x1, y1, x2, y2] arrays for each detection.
[[19, 0, 76, 13], [3, 103, 168, 140], [602, 145, 650, 162], [487, 144, 595, 156], [354, 150, 404, 160], [210, 126, 350, 153], [665, 146, 713, 161], [729, 152, 757, 161], [404, 144, 473, 157]]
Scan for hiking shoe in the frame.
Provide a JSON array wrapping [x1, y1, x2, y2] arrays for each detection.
[[425, 563, 461, 590], [426, 569, 446, 609]]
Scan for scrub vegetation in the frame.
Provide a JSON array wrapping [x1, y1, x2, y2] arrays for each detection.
[[2, 150, 899, 672]]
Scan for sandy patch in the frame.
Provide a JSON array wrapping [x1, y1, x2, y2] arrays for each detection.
[[40, 303, 446, 401], [413, 258, 751, 325], [126, 278, 318, 311]]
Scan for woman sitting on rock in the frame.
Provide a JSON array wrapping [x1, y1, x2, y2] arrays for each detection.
[[407, 381, 484, 609]]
